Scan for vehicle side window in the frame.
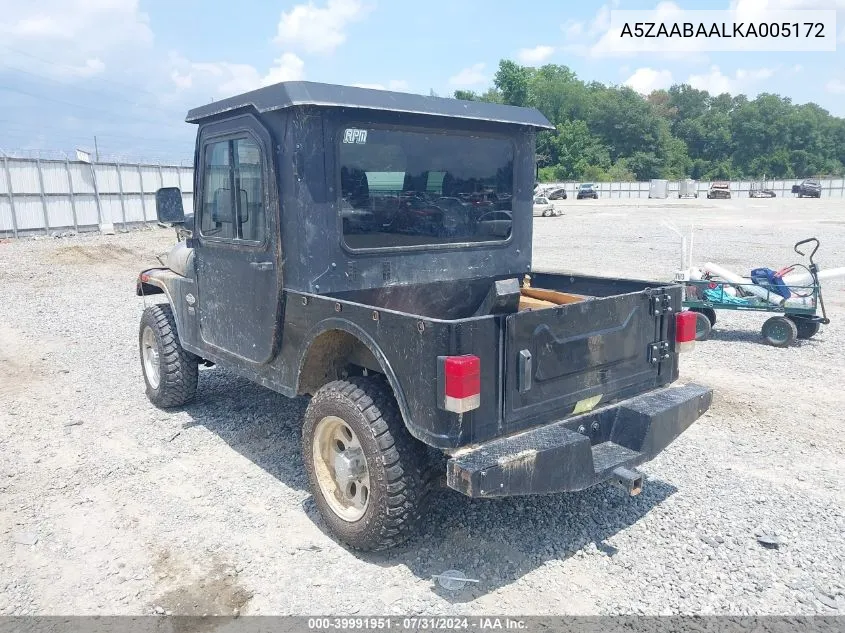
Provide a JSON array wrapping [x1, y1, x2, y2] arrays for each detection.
[[201, 141, 235, 240], [200, 137, 265, 243]]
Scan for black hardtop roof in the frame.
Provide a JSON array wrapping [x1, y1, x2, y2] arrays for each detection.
[[185, 80, 554, 129]]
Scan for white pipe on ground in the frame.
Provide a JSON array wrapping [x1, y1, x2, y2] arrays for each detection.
[[703, 262, 786, 306]]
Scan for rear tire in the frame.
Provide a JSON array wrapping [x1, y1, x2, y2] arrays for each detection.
[[787, 316, 820, 340], [139, 304, 199, 408], [693, 311, 712, 341], [761, 316, 797, 347], [302, 377, 434, 551]]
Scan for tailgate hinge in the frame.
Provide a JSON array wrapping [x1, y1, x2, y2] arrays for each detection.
[[650, 293, 673, 316], [648, 341, 670, 364]]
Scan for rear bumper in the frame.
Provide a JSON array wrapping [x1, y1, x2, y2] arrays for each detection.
[[446, 383, 712, 498]]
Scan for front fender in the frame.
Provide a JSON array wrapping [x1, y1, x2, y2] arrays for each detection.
[[136, 268, 198, 351]]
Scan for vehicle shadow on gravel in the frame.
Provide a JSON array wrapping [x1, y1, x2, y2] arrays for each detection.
[[182, 368, 678, 600], [706, 328, 817, 347], [353, 481, 677, 602]]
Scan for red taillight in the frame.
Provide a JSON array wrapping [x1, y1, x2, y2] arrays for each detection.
[[676, 311, 697, 352], [438, 355, 480, 413]]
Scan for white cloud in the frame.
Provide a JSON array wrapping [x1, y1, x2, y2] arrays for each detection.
[[0, 0, 153, 79], [589, 5, 612, 35], [561, 20, 584, 38], [169, 53, 305, 96], [826, 79, 845, 94], [687, 65, 775, 95], [274, 0, 371, 54], [516, 45, 555, 64], [388, 79, 409, 92], [72, 58, 106, 78], [590, 1, 694, 57], [688, 67, 735, 94], [351, 80, 410, 92], [735, 67, 775, 81], [449, 63, 487, 86], [624, 67, 674, 94]]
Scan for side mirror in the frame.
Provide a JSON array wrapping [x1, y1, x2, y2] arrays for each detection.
[[155, 187, 185, 224]]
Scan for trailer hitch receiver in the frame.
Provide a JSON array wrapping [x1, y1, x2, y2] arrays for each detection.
[[611, 466, 644, 496]]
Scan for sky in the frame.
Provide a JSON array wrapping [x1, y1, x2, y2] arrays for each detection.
[[1, 0, 843, 163]]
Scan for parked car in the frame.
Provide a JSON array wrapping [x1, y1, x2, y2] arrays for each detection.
[[533, 196, 558, 217], [138, 80, 711, 551], [749, 182, 776, 198], [475, 210, 512, 238], [546, 187, 568, 200], [576, 183, 598, 199], [706, 181, 731, 199], [792, 178, 821, 198]]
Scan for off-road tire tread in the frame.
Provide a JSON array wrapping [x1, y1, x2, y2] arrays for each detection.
[[140, 304, 198, 408], [303, 376, 437, 551]]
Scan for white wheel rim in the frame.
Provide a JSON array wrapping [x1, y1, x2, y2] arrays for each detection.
[[312, 415, 370, 522], [141, 326, 160, 389]]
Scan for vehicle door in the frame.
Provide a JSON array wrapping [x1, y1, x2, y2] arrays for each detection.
[[193, 116, 280, 364]]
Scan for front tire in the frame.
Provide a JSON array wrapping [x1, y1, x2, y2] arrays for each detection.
[[139, 304, 198, 408], [761, 316, 797, 348], [302, 377, 433, 551]]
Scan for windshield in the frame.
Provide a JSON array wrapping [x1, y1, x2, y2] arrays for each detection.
[[339, 127, 514, 249], [579, 183, 593, 189]]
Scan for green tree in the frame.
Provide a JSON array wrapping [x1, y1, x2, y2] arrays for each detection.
[[494, 60, 532, 107], [454, 57, 845, 181], [453, 90, 478, 101]]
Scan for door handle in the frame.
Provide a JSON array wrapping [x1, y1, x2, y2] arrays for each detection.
[[518, 349, 532, 393], [250, 261, 274, 271]]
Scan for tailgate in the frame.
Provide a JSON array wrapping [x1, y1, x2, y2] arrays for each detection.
[[504, 288, 672, 428]]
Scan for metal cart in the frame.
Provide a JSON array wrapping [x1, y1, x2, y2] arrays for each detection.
[[683, 238, 830, 347]]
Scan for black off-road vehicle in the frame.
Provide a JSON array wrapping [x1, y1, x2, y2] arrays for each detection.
[[138, 81, 711, 550]]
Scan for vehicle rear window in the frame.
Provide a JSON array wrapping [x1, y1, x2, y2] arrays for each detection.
[[338, 127, 514, 249]]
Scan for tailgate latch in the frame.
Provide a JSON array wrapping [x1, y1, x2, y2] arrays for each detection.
[[650, 293, 672, 316], [648, 341, 670, 364]]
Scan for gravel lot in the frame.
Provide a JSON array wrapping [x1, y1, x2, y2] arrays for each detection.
[[1, 197, 844, 616]]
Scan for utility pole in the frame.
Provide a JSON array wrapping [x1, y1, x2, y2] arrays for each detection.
[[94, 136, 100, 162]]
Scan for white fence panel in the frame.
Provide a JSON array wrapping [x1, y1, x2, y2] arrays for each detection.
[[179, 168, 194, 193], [75, 196, 100, 226], [120, 166, 143, 194], [14, 197, 46, 230], [143, 194, 157, 221], [160, 167, 182, 188], [0, 198, 13, 232], [9, 161, 41, 193], [69, 163, 96, 195], [41, 162, 71, 194], [124, 197, 146, 223], [140, 166, 162, 193], [46, 198, 75, 229], [94, 164, 120, 193]]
